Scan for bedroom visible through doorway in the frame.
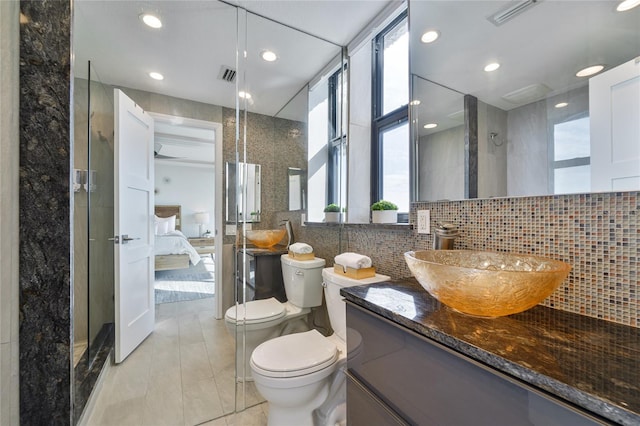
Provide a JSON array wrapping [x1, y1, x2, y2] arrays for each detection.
[[150, 112, 224, 318]]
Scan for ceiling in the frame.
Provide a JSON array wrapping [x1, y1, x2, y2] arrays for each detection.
[[74, 0, 395, 121], [411, 0, 640, 137]]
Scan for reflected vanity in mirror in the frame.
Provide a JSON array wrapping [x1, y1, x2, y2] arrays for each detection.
[[226, 161, 261, 223], [410, 0, 640, 201]]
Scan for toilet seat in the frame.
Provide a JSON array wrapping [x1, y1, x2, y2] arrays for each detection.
[[225, 297, 286, 325], [251, 330, 338, 378]]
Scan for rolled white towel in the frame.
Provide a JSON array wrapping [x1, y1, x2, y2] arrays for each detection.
[[334, 252, 372, 270], [289, 242, 313, 254]]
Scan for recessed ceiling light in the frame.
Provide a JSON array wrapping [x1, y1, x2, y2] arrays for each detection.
[[410, 100, 421, 106], [484, 62, 500, 72], [555, 102, 569, 108], [424, 123, 438, 129], [576, 65, 604, 77], [140, 13, 162, 29], [261, 50, 278, 62], [239, 91, 252, 100], [421, 30, 439, 44], [149, 72, 164, 80], [617, 0, 640, 11]]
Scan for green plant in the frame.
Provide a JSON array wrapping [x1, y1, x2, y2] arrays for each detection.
[[324, 203, 341, 213], [371, 200, 398, 211]]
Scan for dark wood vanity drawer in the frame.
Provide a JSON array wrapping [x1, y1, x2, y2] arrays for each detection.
[[346, 303, 608, 425]]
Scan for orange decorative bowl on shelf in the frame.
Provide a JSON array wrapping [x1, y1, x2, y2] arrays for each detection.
[[245, 229, 286, 248], [404, 250, 571, 318]]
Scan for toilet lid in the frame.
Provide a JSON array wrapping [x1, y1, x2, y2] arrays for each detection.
[[225, 298, 285, 324], [251, 330, 338, 377]]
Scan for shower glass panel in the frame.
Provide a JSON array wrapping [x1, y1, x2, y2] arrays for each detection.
[[233, 8, 345, 412], [72, 61, 115, 422], [87, 61, 115, 356]]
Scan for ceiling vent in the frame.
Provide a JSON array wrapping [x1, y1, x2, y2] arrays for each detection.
[[501, 83, 552, 105], [217, 66, 236, 83], [488, 0, 541, 26]]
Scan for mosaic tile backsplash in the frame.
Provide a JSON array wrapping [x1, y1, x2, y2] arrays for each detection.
[[277, 192, 638, 328]]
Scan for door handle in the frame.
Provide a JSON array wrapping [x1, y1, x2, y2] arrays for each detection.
[[121, 234, 140, 244], [108, 235, 140, 244]]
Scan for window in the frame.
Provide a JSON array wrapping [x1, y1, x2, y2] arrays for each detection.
[[551, 115, 591, 194], [372, 13, 409, 215], [328, 67, 347, 210]]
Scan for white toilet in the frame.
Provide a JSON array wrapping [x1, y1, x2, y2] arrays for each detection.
[[225, 255, 326, 380], [250, 267, 390, 426]]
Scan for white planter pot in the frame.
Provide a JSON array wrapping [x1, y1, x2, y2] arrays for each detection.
[[324, 212, 341, 223], [372, 210, 397, 224]]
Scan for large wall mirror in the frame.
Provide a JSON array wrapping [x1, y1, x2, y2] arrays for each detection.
[[410, 1, 640, 201]]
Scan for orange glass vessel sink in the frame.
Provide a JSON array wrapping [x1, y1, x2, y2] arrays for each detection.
[[405, 250, 571, 318], [245, 229, 286, 248]]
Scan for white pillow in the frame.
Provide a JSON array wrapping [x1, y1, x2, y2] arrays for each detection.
[[154, 215, 176, 234], [155, 220, 169, 235]]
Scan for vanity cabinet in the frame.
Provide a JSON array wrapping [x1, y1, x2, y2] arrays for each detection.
[[236, 248, 287, 303], [345, 303, 607, 426]]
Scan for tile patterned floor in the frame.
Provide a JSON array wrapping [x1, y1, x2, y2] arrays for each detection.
[[83, 297, 267, 426]]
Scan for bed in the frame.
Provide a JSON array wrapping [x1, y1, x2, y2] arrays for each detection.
[[154, 205, 201, 271]]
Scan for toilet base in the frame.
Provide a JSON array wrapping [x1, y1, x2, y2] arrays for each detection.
[[264, 380, 330, 426]]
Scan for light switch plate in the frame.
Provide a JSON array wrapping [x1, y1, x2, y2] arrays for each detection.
[[225, 224, 236, 235], [417, 210, 430, 234]]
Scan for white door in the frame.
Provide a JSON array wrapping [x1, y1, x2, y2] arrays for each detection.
[[114, 89, 155, 363], [590, 57, 640, 191]]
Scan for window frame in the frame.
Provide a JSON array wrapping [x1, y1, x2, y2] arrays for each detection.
[[548, 111, 591, 194], [328, 65, 347, 207], [371, 11, 409, 220]]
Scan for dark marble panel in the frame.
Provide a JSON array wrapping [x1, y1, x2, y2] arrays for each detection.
[[342, 280, 640, 425], [19, 1, 72, 424], [464, 94, 478, 199]]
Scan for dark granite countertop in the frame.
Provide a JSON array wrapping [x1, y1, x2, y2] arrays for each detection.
[[238, 246, 288, 256], [341, 279, 640, 425]]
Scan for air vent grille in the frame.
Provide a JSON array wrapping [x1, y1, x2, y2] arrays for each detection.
[[218, 66, 236, 83], [489, 0, 540, 26]]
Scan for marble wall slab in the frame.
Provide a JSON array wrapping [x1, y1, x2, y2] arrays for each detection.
[[19, 0, 72, 424]]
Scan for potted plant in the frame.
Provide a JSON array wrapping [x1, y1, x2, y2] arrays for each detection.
[[323, 203, 341, 223], [371, 200, 398, 223]]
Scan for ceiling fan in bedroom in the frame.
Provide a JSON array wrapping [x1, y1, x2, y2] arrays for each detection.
[[153, 142, 184, 160]]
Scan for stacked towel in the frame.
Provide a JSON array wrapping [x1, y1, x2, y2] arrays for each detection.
[[334, 252, 372, 270], [289, 242, 313, 254]]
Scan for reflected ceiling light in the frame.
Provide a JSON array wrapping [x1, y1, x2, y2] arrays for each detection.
[[576, 65, 604, 77], [239, 91, 252, 99], [261, 50, 278, 62], [140, 13, 162, 29], [617, 0, 640, 11], [484, 62, 501, 72], [421, 30, 439, 43], [555, 102, 569, 108], [424, 123, 438, 129], [149, 72, 164, 80], [410, 100, 421, 106]]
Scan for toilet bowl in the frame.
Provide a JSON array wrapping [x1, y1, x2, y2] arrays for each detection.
[[225, 255, 326, 380], [250, 267, 390, 426]]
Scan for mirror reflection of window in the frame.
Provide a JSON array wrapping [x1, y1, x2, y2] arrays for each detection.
[[373, 12, 410, 216], [552, 116, 591, 194]]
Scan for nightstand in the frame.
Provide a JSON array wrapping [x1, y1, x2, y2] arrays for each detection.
[[188, 237, 215, 255]]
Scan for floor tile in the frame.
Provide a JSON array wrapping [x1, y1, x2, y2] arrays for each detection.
[[182, 377, 225, 425]]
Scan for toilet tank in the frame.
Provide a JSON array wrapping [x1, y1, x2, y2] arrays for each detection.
[[321, 268, 390, 341], [280, 255, 326, 308]]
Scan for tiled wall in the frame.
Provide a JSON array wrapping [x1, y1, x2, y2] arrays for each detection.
[[286, 192, 639, 328]]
